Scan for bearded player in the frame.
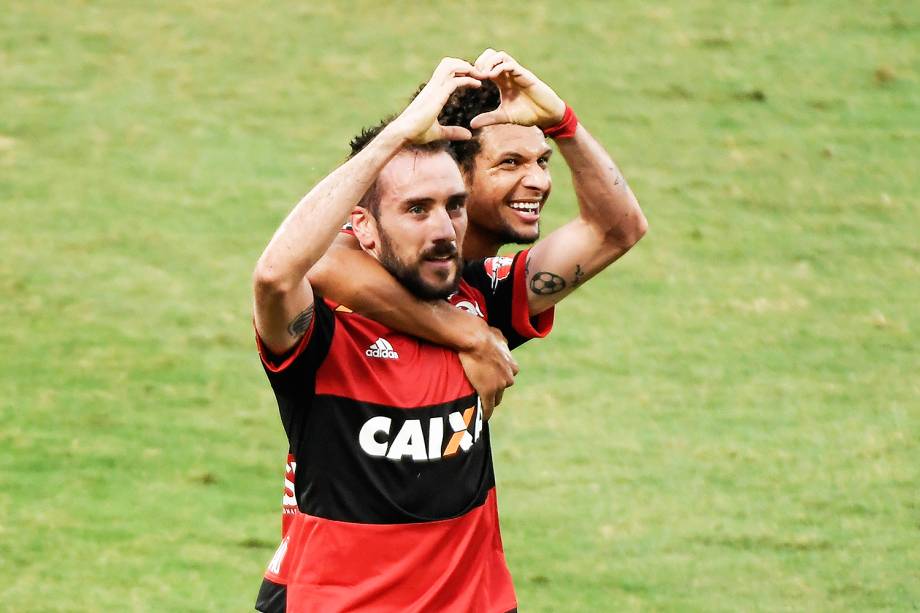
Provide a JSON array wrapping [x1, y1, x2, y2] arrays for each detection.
[[274, 49, 647, 535], [253, 51, 645, 612], [253, 56, 566, 612], [311, 48, 645, 395]]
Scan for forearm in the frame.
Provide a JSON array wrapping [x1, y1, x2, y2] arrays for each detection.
[[522, 126, 648, 315], [310, 240, 488, 351], [310, 235, 517, 412], [555, 124, 647, 248], [255, 127, 407, 289]]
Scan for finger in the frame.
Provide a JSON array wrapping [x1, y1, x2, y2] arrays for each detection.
[[482, 50, 510, 72], [472, 48, 503, 68], [482, 59, 521, 80], [435, 57, 476, 81], [473, 48, 499, 76], [481, 393, 495, 419], [452, 76, 482, 89], [493, 50, 517, 64], [510, 359, 520, 377], [474, 48, 497, 67], [439, 125, 473, 141], [500, 346, 517, 370], [469, 108, 510, 129], [450, 65, 479, 80]]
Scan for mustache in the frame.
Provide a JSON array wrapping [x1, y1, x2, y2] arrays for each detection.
[[421, 241, 459, 260]]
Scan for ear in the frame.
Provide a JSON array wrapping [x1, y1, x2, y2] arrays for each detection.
[[350, 207, 377, 253]]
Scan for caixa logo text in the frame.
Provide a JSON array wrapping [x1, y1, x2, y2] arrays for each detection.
[[358, 404, 483, 462]]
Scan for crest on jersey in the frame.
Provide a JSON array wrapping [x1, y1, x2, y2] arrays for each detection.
[[483, 256, 513, 291]]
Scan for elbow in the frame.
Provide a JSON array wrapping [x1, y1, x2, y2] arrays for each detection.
[[253, 259, 295, 298], [603, 209, 648, 252], [634, 211, 649, 243]]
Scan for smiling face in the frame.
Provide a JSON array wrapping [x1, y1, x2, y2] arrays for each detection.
[[464, 123, 552, 258], [354, 148, 468, 300]]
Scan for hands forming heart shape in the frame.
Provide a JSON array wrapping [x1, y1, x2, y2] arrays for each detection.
[[391, 49, 567, 145]]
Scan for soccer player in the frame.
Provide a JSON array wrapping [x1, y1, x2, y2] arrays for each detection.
[[253, 57, 547, 612], [254, 51, 647, 610], [308, 48, 646, 405], [275, 50, 647, 538]]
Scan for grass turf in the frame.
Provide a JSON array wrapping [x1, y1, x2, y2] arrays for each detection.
[[1, 1, 918, 610]]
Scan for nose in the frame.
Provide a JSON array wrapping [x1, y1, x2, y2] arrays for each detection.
[[429, 206, 457, 244], [521, 164, 550, 193]]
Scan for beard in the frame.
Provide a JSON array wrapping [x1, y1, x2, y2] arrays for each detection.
[[493, 219, 539, 246], [377, 229, 462, 301]]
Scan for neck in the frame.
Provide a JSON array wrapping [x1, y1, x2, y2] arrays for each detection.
[[461, 223, 502, 262]]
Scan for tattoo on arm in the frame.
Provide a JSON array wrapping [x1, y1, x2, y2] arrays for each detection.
[[530, 271, 567, 295], [573, 264, 584, 286], [286, 304, 315, 338]]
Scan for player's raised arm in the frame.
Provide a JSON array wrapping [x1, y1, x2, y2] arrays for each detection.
[[253, 58, 483, 355], [470, 49, 648, 315]]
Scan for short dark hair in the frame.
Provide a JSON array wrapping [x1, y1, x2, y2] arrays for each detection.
[[347, 77, 498, 213], [348, 117, 394, 159], [349, 78, 501, 170], [348, 122, 455, 216], [436, 80, 501, 174]]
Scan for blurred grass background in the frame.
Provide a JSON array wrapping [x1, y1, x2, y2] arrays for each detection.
[[1, 1, 918, 610]]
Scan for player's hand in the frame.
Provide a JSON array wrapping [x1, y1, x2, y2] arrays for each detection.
[[389, 57, 482, 144], [469, 49, 566, 130], [458, 326, 519, 421]]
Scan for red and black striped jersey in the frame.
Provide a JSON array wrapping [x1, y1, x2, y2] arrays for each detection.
[[255, 249, 552, 613]]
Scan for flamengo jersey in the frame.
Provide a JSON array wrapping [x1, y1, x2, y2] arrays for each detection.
[[255, 250, 553, 613]]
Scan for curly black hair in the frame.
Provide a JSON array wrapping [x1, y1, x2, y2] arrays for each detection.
[[436, 80, 501, 173], [348, 79, 501, 175]]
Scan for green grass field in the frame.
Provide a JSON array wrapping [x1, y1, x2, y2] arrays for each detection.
[[2, 1, 918, 610]]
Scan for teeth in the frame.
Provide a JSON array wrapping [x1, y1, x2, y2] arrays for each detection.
[[509, 201, 539, 213]]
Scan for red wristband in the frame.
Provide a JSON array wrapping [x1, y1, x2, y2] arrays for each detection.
[[541, 105, 579, 139]]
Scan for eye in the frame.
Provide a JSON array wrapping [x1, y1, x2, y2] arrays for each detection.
[[408, 205, 425, 215], [537, 156, 550, 168], [446, 199, 466, 216], [500, 158, 519, 167]]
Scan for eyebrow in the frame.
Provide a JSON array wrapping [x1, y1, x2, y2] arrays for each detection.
[[403, 191, 467, 206], [404, 197, 434, 206], [495, 148, 553, 160]]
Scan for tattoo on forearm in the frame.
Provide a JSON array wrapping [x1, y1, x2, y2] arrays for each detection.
[[573, 264, 584, 286], [530, 271, 566, 295], [286, 304, 315, 338]]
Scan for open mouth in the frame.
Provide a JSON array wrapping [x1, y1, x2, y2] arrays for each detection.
[[508, 199, 542, 221]]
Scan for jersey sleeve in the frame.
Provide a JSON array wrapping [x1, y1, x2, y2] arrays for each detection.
[[462, 249, 554, 350], [255, 296, 336, 399]]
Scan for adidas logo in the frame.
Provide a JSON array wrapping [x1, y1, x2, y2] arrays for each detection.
[[365, 337, 399, 360]]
